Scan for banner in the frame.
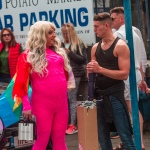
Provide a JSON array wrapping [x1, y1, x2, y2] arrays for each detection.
[[0, 0, 96, 47]]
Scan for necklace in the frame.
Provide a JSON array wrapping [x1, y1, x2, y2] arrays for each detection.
[[103, 43, 111, 46], [102, 38, 115, 47]]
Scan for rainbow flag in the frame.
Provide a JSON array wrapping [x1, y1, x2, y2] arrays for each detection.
[[0, 76, 32, 127], [0, 51, 31, 128]]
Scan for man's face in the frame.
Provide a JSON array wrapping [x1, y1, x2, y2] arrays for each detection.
[[93, 21, 106, 38], [110, 13, 122, 30]]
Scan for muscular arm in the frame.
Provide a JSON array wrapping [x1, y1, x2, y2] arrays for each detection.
[[91, 43, 98, 61], [87, 39, 130, 80]]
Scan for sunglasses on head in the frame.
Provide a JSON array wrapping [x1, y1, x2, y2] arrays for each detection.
[[2, 34, 11, 37]]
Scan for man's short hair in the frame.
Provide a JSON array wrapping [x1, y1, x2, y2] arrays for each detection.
[[110, 7, 124, 15], [93, 12, 111, 22]]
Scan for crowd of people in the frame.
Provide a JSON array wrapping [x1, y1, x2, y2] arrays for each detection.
[[0, 5, 149, 150]]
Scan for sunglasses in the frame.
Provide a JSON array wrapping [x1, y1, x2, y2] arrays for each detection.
[[62, 24, 70, 27], [111, 17, 116, 21], [2, 34, 11, 37]]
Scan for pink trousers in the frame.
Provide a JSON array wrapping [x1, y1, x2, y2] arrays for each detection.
[[32, 100, 68, 150]]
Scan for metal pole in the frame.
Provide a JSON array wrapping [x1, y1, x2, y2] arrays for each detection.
[[110, 0, 114, 9], [123, 0, 142, 150], [136, 0, 142, 31], [95, 0, 98, 14], [120, 0, 123, 6], [95, 0, 100, 42], [145, 0, 150, 60], [102, 0, 106, 11]]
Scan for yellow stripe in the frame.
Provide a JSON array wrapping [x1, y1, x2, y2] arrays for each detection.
[[13, 97, 22, 111]]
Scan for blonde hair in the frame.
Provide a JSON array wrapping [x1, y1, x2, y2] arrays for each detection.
[[61, 23, 87, 55], [26, 21, 70, 76]]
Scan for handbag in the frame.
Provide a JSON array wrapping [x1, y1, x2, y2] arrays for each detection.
[[18, 120, 36, 140]]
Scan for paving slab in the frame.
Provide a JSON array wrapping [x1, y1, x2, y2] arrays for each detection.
[[66, 132, 150, 150]]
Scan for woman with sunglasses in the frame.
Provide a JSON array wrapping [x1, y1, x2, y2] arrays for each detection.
[[61, 23, 87, 134], [0, 28, 23, 83]]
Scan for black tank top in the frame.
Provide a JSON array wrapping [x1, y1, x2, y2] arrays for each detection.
[[95, 37, 123, 89]]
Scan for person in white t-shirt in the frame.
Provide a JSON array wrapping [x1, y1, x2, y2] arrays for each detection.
[[110, 7, 147, 150]]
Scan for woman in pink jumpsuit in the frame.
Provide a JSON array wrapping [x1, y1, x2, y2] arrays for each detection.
[[13, 21, 71, 150]]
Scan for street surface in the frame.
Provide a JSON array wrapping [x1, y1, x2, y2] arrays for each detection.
[[66, 133, 150, 150]]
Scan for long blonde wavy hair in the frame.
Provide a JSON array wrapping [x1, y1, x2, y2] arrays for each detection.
[[26, 21, 70, 76], [61, 23, 87, 55]]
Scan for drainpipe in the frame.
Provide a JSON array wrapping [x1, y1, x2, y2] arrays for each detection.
[[123, 0, 142, 150], [145, 0, 150, 59]]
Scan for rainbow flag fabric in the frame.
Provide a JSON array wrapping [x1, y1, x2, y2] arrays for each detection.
[[0, 77, 31, 128], [0, 51, 31, 128]]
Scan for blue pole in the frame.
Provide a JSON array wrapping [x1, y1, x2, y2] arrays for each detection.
[[136, 0, 142, 31], [145, 0, 150, 60], [123, 1, 142, 150]]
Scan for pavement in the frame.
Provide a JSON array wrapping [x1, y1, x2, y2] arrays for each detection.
[[66, 132, 150, 150]]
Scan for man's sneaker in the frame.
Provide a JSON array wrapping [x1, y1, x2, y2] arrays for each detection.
[[110, 132, 120, 139], [66, 125, 78, 135]]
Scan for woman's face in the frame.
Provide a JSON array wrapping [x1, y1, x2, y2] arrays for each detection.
[[2, 30, 12, 43], [46, 29, 56, 47], [62, 28, 69, 43]]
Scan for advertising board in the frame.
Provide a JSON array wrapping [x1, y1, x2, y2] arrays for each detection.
[[0, 0, 96, 47]]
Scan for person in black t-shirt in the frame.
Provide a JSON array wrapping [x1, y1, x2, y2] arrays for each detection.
[[87, 12, 135, 150]]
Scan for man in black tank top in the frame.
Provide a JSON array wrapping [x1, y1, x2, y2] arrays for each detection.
[[87, 12, 136, 150]]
